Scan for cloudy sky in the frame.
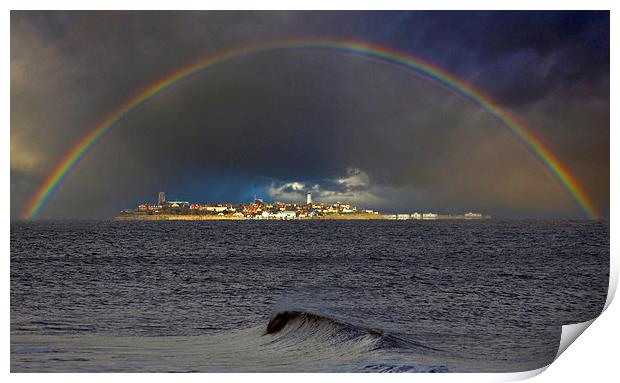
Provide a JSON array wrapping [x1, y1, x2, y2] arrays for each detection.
[[11, 11, 609, 219]]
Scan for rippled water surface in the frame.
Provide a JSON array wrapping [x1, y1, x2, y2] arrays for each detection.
[[10, 220, 609, 372]]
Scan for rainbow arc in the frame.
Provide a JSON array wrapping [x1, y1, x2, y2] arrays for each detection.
[[21, 39, 600, 220]]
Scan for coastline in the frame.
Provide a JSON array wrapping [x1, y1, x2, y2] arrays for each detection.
[[113, 213, 491, 221], [114, 213, 389, 221]]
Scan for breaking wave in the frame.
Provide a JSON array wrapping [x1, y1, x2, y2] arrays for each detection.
[[260, 310, 452, 372]]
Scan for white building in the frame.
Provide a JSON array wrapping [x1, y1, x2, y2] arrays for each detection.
[[276, 211, 297, 220], [422, 213, 438, 220], [464, 212, 483, 218], [203, 205, 228, 213], [306, 192, 312, 205]]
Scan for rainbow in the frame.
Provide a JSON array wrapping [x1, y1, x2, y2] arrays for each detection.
[[21, 39, 600, 220]]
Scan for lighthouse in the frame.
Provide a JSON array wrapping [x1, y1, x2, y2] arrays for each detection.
[[306, 191, 312, 205]]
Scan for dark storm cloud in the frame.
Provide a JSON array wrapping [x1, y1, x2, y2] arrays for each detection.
[[10, 11, 609, 219], [385, 11, 609, 106]]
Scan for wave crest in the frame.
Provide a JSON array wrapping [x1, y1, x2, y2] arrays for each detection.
[[262, 310, 451, 372], [264, 310, 435, 352]]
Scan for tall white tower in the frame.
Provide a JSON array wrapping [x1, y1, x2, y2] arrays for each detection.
[[157, 191, 166, 205], [306, 192, 312, 205]]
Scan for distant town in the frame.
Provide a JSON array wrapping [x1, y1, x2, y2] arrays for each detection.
[[115, 191, 491, 221]]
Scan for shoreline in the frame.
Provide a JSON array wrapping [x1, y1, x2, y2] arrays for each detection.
[[114, 213, 388, 221], [113, 213, 491, 221]]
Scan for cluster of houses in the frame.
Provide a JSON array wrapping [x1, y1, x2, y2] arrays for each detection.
[[124, 192, 488, 220], [129, 192, 377, 220], [385, 212, 487, 220], [385, 213, 439, 220]]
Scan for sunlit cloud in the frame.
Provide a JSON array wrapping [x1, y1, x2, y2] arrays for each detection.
[[266, 168, 385, 208]]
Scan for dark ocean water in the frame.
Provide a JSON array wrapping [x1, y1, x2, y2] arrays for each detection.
[[10, 220, 609, 372]]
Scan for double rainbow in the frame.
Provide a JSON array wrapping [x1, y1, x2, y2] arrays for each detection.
[[21, 39, 600, 220]]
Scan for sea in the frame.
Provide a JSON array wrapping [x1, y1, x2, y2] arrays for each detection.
[[10, 220, 609, 373]]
